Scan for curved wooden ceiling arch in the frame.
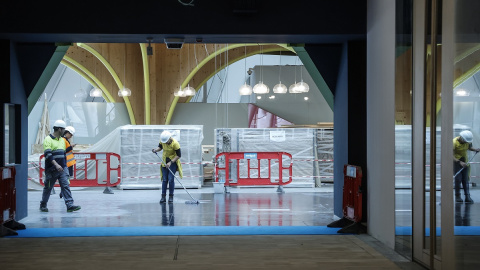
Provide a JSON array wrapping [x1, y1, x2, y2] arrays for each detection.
[[64, 43, 294, 125], [395, 44, 480, 125]]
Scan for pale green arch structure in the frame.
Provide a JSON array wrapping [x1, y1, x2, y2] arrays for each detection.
[[60, 59, 110, 102], [62, 56, 115, 103], [139, 43, 151, 124], [76, 43, 136, 125]]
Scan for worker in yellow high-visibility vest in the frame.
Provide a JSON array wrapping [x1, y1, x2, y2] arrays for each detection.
[[40, 120, 81, 213]]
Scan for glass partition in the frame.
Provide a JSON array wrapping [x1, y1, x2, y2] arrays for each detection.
[[395, 0, 413, 259]]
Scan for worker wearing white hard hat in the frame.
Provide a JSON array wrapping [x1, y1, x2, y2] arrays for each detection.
[[63, 126, 77, 178], [454, 130, 480, 203], [40, 120, 81, 212], [152, 130, 183, 204]]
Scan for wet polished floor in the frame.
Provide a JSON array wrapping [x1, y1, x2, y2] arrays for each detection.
[[2, 185, 426, 270], [20, 186, 336, 228]]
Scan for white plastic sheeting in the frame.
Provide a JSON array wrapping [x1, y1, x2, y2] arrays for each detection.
[[214, 128, 334, 187], [118, 125, 204, 189], [28, 125, 204, 190]]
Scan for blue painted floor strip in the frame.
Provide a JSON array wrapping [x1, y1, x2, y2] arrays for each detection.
[[395, 226, 480, 236], [9, 226, 345, 238]]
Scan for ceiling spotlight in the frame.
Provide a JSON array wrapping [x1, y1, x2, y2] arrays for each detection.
[[304, 97, 309, 101], [257, 96, 262, 100], [269, 95, 275, 99]]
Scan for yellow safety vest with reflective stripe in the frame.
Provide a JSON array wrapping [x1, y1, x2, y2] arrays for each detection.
[[159, 138, 183, 178], [63, 137, 76, 168], [43, 134, 67, 171]]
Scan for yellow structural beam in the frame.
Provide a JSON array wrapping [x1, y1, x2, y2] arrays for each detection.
[[454, 61, 480, 89], [139, 43, 151, 125], [60, 60, 109, 101], [76, 43, 136, 125], [62, 57, 113, 102]]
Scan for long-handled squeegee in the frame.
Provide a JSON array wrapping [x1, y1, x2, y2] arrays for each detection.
[[454, 151, 479, 178], [154, 152, 199, 204]]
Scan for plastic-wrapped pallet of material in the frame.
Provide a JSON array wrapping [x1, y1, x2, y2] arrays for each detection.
[[215, 128, 333, 187], [119, 125, 203, 189]]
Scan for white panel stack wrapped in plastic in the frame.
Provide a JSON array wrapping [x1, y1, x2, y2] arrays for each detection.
[[215, 128, 333, 188], [119, 125, 204, 189]]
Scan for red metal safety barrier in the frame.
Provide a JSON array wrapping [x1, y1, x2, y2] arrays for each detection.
[[327, 164, 366, 234], [0, 167, 16, 224], [342, 164, 362, 223], [214, 152, 293, 186], [39, 152, 121, 191]]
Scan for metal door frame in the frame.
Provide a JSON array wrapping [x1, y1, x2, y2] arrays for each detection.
[[412, 0, 455, 269]]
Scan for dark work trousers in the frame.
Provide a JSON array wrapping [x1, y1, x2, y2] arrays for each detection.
[[161, 162, 178, 195], [41, 167, 75, 208], [454, 162, 471, 196]]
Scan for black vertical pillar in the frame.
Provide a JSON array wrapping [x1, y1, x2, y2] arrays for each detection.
[[347, 40, 367, 221]]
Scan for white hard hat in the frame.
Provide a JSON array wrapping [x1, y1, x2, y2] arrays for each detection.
[[53, 120, 66, 129], [160, 131, 171, 143], [460, 130, 473, 143], [65, 126, 76, 135]]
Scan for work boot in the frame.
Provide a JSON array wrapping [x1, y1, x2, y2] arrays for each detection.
[[455, 194, 463, 203], [67, 205, 81, 212], [39, 203, 48, 212], [465, 195, 474, 204], [160, 194, 166, 204], [168, 195, 174, 203]]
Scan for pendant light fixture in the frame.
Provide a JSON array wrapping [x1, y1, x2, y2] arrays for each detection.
[[174, 47, 186, 97], [289, 56, 301, 93], [239, 44, 253, 95], [89, 88, 102, 97], [118, 44, 132, 97], [253, 45, 269, 94], [273, 50, 287, 94], [183, 44, 196, 96], [74, 73, 87, 99]]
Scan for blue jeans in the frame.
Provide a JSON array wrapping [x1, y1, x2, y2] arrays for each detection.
[[41, 167, 74, 207], [161, 162, 178, 195]]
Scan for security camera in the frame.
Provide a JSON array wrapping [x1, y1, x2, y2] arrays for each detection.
[[247, 68, 253, 75]]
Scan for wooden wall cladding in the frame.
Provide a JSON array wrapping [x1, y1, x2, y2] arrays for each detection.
[[65, 43, 287, 125]]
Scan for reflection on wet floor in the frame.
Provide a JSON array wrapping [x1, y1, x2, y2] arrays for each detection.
[[20, 186, 336, 228], [456, 203, 472, 226]]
